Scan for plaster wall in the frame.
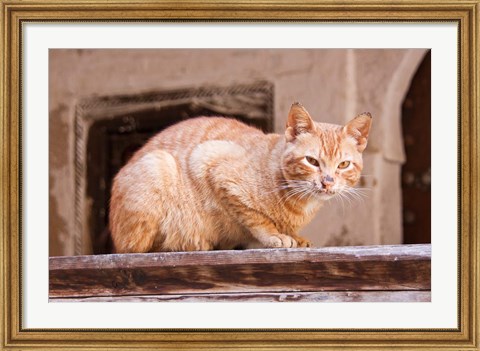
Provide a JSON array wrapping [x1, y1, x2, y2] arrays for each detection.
[[49, 48, 427, 256]]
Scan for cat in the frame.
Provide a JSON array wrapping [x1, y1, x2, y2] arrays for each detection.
[[109, 103, 372, 253]]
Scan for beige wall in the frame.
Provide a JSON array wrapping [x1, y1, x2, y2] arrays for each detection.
[[49, 48, 427, 256]]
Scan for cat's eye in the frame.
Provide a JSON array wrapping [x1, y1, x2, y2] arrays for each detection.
[[338, 161, 351, 169], [305, 156, 319, 167]]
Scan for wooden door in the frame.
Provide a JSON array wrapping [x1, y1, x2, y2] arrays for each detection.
[[401, 51, 431, 244]]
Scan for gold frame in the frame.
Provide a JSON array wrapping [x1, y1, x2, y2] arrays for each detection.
[[1, 1, 478, 350]]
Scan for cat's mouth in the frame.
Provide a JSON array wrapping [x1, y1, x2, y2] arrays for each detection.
[[314, 187, 337, 199]]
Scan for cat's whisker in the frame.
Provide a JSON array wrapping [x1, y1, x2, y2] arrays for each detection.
[[281, 185, 315, 206], [335, 193, 346, 209], [338, 191, 354, 207], [340, 187, 369, 205], [281, 181, 311, 188], [265, 185, 292, 194], [344, 188, 360, 199], [306, 189, 316, 203], [350, 195, 367, 203], [350, 189, 371, 195], [346, 186, 371, 193], [283, 187, 309, 203], [340, 195, 347, 216], [272, 180, 312, 191], [263, 181, 306, 196], [333, 192, 346, 216], [299, 188, 313, 202], [343, 192, 355, 207], [349, 188, 373, 194], [351, 190, 370, 198], [279, 187, 301, 202], [348, 194, 364, 204]]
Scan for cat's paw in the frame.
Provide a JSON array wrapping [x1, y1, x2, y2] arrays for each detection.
[[266, 234, 298, 248], [295, 236, 312, 248]]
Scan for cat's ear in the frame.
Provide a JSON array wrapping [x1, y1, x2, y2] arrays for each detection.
[[343, 112, 372, 152], [285, 102, 315, 142]]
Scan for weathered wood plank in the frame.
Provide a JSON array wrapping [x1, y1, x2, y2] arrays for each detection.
[[50, 290, 431, 303], [49, 244, 431, 299], [50, 244, 431, 269]]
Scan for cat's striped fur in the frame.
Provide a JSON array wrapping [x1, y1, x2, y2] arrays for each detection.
[[110, 103, 372, 252]]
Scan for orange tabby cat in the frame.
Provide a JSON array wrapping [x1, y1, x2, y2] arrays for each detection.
[[109, 103, 372, 253]]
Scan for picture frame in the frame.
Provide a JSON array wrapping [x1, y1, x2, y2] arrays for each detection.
[[1, 1, 478, 350]]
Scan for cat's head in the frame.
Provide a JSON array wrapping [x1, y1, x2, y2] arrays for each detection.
[[281, 103, 372, 200]]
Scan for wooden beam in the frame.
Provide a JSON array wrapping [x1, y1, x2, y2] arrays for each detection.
[[49, 244, 431, 299]]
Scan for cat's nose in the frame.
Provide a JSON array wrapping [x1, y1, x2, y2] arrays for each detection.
[[321, 175, 334, 190]]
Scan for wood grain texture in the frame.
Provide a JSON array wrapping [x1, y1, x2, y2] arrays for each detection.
[[50, 290, 431, 302], [49, 244, 431, 299]]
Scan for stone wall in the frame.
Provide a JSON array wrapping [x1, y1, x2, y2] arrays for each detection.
[[49, 48, 428, 256]]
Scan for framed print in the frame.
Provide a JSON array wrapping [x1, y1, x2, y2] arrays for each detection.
[[1, 0, 479, 350]]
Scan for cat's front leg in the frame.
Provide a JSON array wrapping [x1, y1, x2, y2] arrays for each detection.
[[219, 200, 299, 248], [221, 196, 299, 248], [247, 224, 299, 249], [192, 140, 298, 249], [254, 231, 311, 248], [257, 232, 298, 248]]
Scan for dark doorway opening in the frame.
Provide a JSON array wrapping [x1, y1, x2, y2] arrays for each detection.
[[81, 82, 274, 254], [401, 51, 431, 244]]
